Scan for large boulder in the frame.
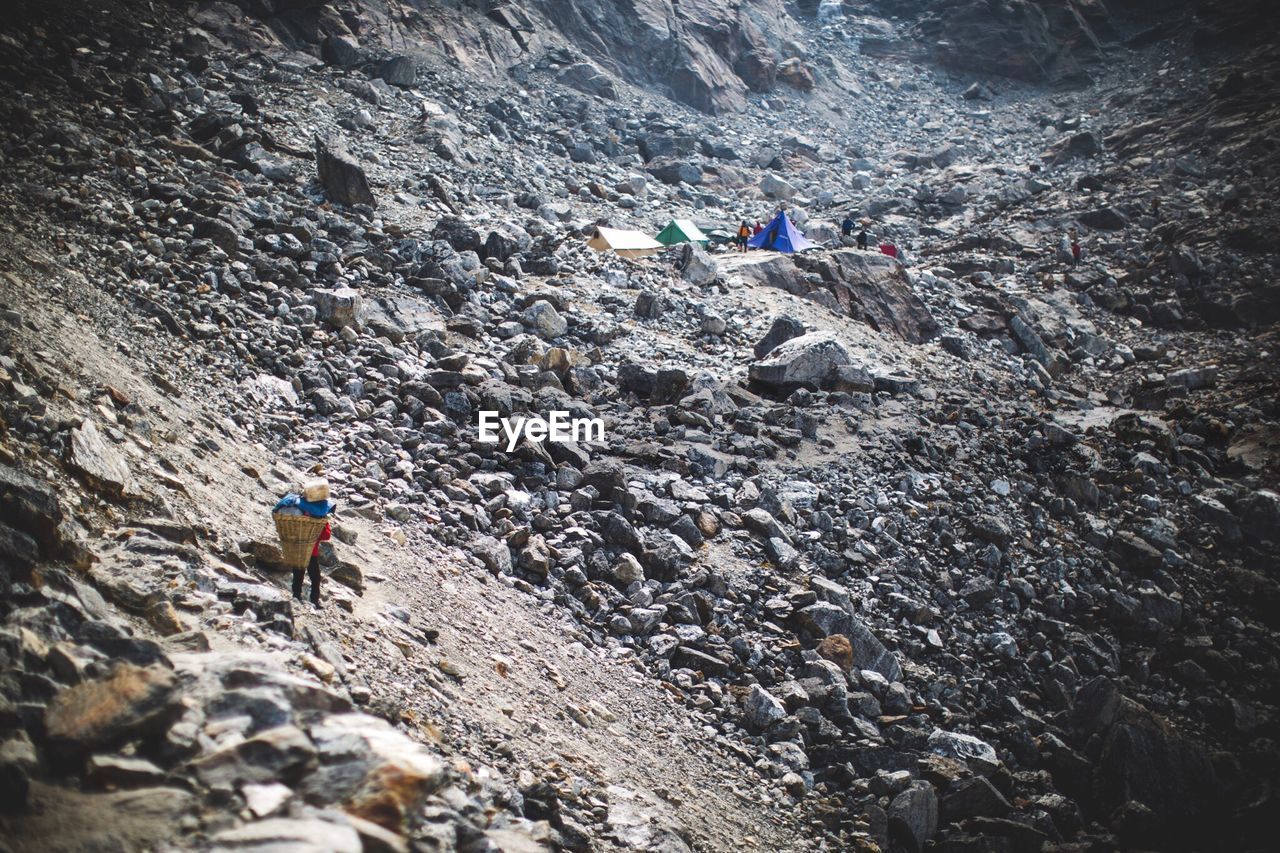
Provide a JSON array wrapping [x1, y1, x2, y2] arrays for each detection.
[[1073, 678, 1222, 846], [315, 136, 375, 208], [760, 173, 797, 200], [754, 315, 806, 358], [648, 159, 703, 186], [803, 250, 939, 343], [888, 782, 938, 853], [558, 62, 619, 100], [522, 300, 567, 339], [377, 55, 416, 88], [744, 684, 787, 731], [304, 713, 446, 830], [68, 419, 139, 499], [749, 331, 851, 388], [45, 664, 181, 755], [1079, 206, 1128, 230], [312, 287, 366, 331], [676, 242, 718, 286], [321, 35, 362, 67]]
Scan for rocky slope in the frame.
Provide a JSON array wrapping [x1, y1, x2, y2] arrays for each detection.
[[0, 0, 1278, 851]]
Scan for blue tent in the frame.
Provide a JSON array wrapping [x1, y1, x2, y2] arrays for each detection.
[[747, 209, 818, 253]]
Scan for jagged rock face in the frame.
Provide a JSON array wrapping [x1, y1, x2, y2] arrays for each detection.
[[804, 251, 940, 344], [524, 0, 798, 113], [735, 251, 939, 343], [908, 0, 1108, 84]]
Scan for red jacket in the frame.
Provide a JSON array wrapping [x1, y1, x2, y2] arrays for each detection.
[[313, 521, 331, 558]]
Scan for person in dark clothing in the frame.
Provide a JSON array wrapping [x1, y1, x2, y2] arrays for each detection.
[[280, 476, 335, 607], [857, 228, 869, 251], [293, 520, 330, 605], [1071, 239, 1082, 266], [841, 215, 855, 237]]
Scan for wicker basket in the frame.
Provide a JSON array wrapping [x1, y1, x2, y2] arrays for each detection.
[[273, 512, 329, 570]]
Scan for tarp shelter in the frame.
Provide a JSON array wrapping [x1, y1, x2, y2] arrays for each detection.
[[655, 219, 710, 246], [705, 228, 736, 245], [746, 210, 818, 253], [587, 226, 663, 259]]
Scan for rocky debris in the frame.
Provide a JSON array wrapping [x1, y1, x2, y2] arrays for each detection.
[[0, 0, 1277, 850]]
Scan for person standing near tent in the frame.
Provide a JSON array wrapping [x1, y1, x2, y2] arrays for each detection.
[[753, 220, 763, 236], [737, 220, 752, 253]]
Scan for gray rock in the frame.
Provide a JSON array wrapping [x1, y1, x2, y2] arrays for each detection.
[[211, 817, 361, 853], [315, 136, 375, 208], [761, 173, 797, 200], [940, 777, 1011, 822], [754, 316, 806, 359], [378, 55, 417, 88], [321, 36, 362, 67], [559, 62, 618, 100], [749, 331, 851, 388], [312, 288, 366, 331], [888, 781, 938, 853], [677, 243, 718, 286], [68, 420, 138, 499], [523, 300, 567, 339], [612, 553, 645, 586], [1078, 207, 1127, 230], [927, 729, 1000, 774], [744, 684, 786, 730]]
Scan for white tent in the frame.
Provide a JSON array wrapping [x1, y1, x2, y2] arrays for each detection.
[[587, 226, 663, 259]]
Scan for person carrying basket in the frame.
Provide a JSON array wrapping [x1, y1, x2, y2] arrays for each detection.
[[273, 478, 337, 607]]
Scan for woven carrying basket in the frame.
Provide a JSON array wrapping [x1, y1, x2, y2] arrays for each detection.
[[273, 512, 329, 570]]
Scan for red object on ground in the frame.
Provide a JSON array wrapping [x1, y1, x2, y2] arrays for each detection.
[[312, 521, 331, 557], [879, 243, 898, 258]]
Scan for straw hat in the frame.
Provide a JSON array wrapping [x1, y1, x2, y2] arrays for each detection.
[[303, 478, 330, 503]]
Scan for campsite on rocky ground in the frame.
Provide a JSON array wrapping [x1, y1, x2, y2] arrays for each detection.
[[0, 0, 1277, 851]]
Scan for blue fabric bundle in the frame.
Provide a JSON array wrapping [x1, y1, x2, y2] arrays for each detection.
[[274, 493, 337, 517]]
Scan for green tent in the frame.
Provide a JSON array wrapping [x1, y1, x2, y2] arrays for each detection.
[[655, 219, 710, 246]]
